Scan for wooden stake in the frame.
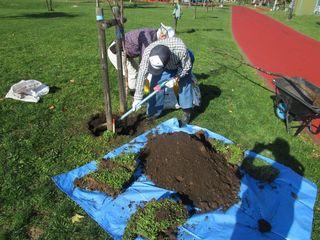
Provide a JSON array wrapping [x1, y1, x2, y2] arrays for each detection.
[[120, 0, 129, 97], [96, 3, 113, 131], [113, 6, 127, 114]]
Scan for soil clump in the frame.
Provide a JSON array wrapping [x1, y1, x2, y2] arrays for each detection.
[[141, 131, 241, 212], [74, 154, 137, 197]]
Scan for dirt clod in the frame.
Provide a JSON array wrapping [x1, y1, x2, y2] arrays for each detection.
[[258, 219, 272, 233], [141, 131, 241, 212]]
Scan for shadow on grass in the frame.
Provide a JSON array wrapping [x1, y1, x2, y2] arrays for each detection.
[[192, 83, 221, 120], [247, 138, 305, 176], [194, 73, 210, 80], [49, 86, 61, 94], [178, 28, 223, 34], [124, 3, 160, 9], [215, 62, 274, 93], [0, 12, 78, 19]]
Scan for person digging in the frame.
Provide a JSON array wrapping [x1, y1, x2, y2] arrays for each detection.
[[132, 37, 195, 125], [107, 24, 175, 95]]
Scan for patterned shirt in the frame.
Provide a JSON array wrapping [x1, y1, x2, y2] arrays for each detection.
[[134, 37, 191, 100], [124, 28, 158, 58]]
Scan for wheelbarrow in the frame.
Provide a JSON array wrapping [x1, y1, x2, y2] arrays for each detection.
[[273, 77, 320, 136]]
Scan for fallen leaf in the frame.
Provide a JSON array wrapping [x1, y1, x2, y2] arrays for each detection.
[[70, 79, 75, 83], [71, 213, 84, 223], [28, 226, 44, 240], [49, 105, 55, 110]]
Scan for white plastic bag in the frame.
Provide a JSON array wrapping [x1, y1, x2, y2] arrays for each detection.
[[5, 80, 49, 103]]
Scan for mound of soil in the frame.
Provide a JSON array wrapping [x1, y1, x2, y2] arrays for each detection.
[[141, 131, 240, 212], [87, 112, 149, 137]]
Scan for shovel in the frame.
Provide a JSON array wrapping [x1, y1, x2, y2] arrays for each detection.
[[115, 78, 173, 128]]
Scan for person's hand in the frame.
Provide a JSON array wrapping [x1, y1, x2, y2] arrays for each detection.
[[132, 99, 141, 111], [165, 77, 179, 88]]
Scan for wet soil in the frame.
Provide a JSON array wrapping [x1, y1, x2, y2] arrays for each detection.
[[141, 131, 241, 212], [87, 112, 149, 137]]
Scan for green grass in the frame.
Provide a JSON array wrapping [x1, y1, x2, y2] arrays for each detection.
[[86, 153, 137, 190], [123, 199, 187, 240], [267, 10, 320, 41], [209, 138, 244, 165], [0, 1, 319, 239]]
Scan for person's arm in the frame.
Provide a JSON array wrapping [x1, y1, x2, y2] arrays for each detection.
[[176, 50, 192, 79], [134, 46, 152, 101]]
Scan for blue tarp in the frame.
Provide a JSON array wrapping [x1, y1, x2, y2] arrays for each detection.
[[53, 118, 317, 240]]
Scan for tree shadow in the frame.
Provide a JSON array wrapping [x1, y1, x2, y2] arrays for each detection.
[[0, 12, 78, 19], [192, 84, 221, 120], [178, 28, 223, 34], [124, 3, 160, 9], [214, 62, 274, 93]]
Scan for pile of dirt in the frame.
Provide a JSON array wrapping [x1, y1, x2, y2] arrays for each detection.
[[141, 131, 241, 212], [87, 112, 149, 137]]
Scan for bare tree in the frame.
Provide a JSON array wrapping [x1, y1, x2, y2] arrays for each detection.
[[45, 0, 54, 11]]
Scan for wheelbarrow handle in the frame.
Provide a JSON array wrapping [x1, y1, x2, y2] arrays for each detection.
[[119, 78, 172, 121]]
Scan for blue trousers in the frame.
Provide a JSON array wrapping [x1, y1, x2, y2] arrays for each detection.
[[147, 50, 195, 118]]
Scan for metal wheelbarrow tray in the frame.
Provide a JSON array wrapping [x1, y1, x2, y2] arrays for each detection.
[[273, 77, 320, 136]]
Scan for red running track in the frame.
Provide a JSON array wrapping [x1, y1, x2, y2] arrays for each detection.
[[232, 6, 320, 142]]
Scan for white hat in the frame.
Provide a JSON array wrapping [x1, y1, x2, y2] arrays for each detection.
[[157, 23, 175, 39]]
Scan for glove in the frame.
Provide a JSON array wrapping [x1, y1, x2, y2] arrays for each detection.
[[165, 77, 178, 88], [132, 99, 142, 111]]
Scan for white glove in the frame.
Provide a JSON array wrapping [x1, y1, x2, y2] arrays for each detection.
[[132, 99, 142, 111], [165, 78, 177, 88]]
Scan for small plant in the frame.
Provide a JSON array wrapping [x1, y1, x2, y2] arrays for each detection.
[[123, 199, 187, 240], [74, 153, 138, 196], [102, 130, 116, 141], [241, 157, 280, 183], [209, 139, 244, 165]]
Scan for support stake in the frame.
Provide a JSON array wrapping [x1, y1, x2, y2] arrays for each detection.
[[96, 2, 113, 131]]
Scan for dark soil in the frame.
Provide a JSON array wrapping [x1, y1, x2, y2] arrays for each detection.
[[258, 219, 272, 233], [87, 112, 150, 137], [141, 131, 241, 212]]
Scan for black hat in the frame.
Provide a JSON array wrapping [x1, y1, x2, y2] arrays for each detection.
[[148, 45, 171, 76]]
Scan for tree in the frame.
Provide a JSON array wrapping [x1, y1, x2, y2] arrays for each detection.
[[45, 0, 54, 11]]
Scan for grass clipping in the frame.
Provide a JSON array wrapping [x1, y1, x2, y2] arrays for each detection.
[[123, 199, 187, 240], [74, 153, 138, 197]]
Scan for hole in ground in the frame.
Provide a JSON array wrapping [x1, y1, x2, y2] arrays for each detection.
[[87, 112, 150, 137]]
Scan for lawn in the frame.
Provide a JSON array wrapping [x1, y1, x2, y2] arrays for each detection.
[[0, 1, 319, 239]]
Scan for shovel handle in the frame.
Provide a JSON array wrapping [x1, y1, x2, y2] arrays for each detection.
[[119, 78, 172, 121]]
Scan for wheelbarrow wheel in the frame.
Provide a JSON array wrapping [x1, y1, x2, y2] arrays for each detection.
[[275, 101, 287, 121]]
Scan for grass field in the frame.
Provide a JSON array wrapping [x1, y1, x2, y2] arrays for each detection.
[[0, 1, 319, 239]]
